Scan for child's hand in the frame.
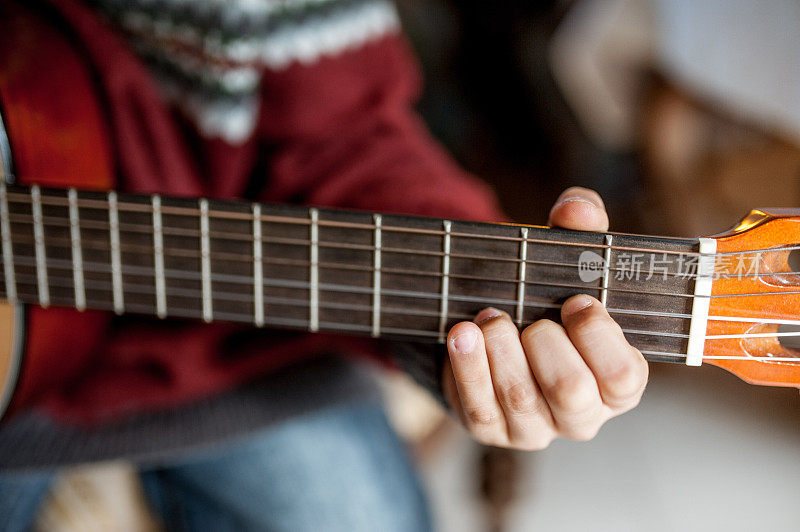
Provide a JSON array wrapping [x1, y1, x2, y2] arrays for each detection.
[[442, 187, 648, 449]]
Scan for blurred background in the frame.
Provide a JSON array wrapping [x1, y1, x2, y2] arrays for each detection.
[[33, 0, 800, 530]]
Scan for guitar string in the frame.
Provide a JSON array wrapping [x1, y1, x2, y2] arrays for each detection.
[[3, 251, 800, 338], [10, 211, 797, 282], [4, 286, 799, 364], [2, 210, 714, 274], [4, 287, 691, 361], [9, 212, 708, 277], [3, 228, 800, 301], [5, 191, 797, 260], [3, 213, 800, 296], [4, 257, 800, 348], [4, 234, 800, 343], [5, 191, 800, 364], [0, 233, 715, 301]]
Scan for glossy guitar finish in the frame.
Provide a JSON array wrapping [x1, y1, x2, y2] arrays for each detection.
[[0, 0, 114, 418], [706, 210, 800, 386], [0, 304, 20, 418]]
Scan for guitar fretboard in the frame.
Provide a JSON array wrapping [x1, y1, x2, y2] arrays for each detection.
[[0, 184, 703, 363]]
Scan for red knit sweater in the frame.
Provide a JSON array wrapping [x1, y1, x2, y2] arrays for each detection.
[[4, 0, 504, 425]]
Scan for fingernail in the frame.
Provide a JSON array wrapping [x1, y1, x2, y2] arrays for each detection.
[[562, 294, 594, 317], [451, 330, 477, 354], [474, 307, 503, 325], [553, 195, 601, 210]]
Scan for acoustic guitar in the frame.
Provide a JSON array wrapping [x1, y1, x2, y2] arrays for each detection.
[[1, 2, 800, 421]]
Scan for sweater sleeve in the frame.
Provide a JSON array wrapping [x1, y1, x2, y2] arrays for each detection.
[[256, 32, 506, 401]]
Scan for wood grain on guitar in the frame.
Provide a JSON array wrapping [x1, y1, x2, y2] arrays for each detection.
[[705, 210, 800, 386], [0, 303, 17, 416]]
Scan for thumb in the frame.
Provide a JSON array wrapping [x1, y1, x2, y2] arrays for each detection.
[[547, 187, 609, 232]]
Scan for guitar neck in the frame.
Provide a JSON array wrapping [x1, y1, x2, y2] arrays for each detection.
[[0, 184, 702, 363]]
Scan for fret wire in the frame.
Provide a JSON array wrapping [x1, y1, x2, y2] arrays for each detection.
[[68, 189, 86, 311], [515, 227, 528, 326], [9, 210, 782, 282], [438, 220, 452, 343], [371, 214, 382, 338], [601, 234, 612, 307], [0, 182, 16, 303], [252, 204, 264, 327], [199, 199, 213, 323], [30, 185, 49, 307], [152, 195, 167, 319], [309, 208, 319, 332], [108, 192, 125, 314]]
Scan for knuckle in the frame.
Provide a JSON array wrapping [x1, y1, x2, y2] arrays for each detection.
[[570, 313, 616, 340], [454, 371, 486, 386], [521, 319, 561, 345], [480, 316, 515, 339], [464, 405, 500, 428], [602, 353, 648, 405], [546, 373, 597, 414], [497, 380, 540, 416]]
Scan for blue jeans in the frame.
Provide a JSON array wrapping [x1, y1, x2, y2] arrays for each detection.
[[0, 401, 432, 531]]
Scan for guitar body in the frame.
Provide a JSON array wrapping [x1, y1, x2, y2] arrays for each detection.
[[0, 303, 22, 418], [0, 0, 115, 417]]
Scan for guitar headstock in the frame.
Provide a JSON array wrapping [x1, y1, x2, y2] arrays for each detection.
[[704, 208, 800, 386]]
